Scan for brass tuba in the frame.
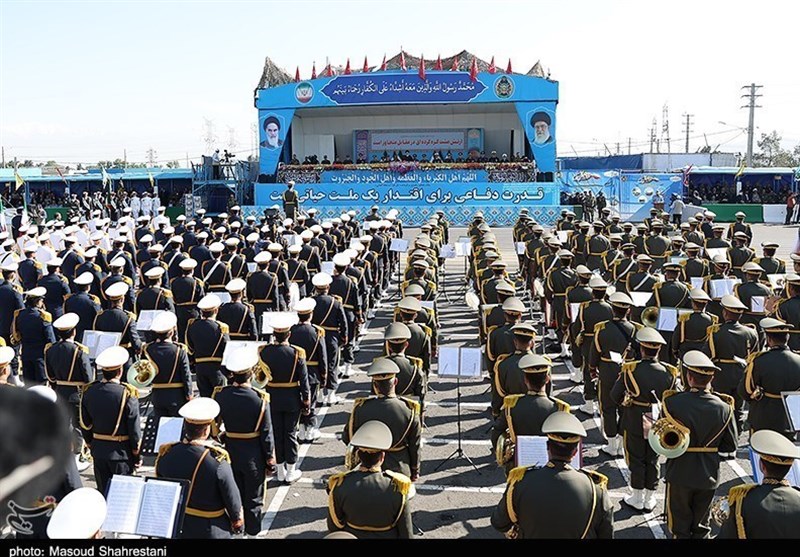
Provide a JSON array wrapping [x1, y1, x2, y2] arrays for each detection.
[[495, 432, 515, 467], [127, 359, 157, 389], [252, 360, 271, 389], [647, 416, 691, 458], [641, 306, 660, 329]]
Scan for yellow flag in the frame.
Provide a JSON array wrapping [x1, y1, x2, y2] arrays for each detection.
[[734, 160, 746, 178], [14, 171, 25, 191]]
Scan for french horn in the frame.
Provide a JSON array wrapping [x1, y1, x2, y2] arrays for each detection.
[[641, 306, 660, 329], [495, 432, 515, 467], [127, 359, 157, 389], [647, 416, 690, 458]]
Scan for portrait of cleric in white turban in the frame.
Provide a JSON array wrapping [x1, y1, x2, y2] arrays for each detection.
[[530, 111, 554, 146], [260, 115, 284, 150]]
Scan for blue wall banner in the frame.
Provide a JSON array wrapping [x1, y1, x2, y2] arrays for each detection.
[[515, 101, 557, 174], [255, 182, 559, 207], [320, 73, 487, 105], [320, 169, 488, 185], [258, 108, 295, 179]]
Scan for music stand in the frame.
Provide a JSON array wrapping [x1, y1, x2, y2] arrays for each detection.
[[434, 346, 482, 474]]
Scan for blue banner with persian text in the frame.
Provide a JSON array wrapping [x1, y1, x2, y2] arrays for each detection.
[[255, 182, 558, 207], [320, 169, 488, 185], [320, 73, 487, 105]]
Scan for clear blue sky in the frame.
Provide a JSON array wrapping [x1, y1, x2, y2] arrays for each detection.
[[1, 0, 798, 166]]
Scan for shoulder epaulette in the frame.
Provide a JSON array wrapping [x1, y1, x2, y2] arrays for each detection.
[[594, 320, 606, 335], [292, 345, 307, 360], [714, 391, 736, 407], [507, 466, 528, 485], [621, 361, 637, 375], [80, 381, 96, 394], [41, 310, 52, 323], [707, 323, 721, 336], [553, 397, 571, 412], [219, 322, 230, 334], [663, 363, 679, 377], [495, 353, 511, 366], [421, 324, 433, 337], [581, 469, 609, 489], [126, 311, 137, 320], [252, 386, 271, 403], [90, 294, 101, 304], [328, 471, 348, 491], [163, 290, 173, 298], [124, 383, 139, 398], [502, 393, 525, 410], [678, 312, 692, 323], [211, 385, 225, 399], [208, 444, 231, 463], [662, 389, 679, 403], [353, 396, 369, 410], [313, 324, 325, 337], [157, 442, 176, 460], [77, 342, 89, 354], [408, 355, 423, 367], [727, 483, 757, 510], [384, 470, 413, 496], [400, 396, 421, 415], [123, 276, 133, 285]]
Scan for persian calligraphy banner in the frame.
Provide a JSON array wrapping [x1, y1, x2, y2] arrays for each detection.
[[320, 169, 488, 185], [320, 73, 487, 105]]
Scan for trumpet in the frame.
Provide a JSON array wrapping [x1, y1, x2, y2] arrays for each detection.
[[709, 496, 730, 526], [647, 416, 690, 459], [641, 306, 659, 329], [495, 432, 515, 467], [127, 359, 157, 389]]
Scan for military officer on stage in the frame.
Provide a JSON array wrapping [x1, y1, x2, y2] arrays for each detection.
[[213, 349, 275, 538], [282, 181, 299, 220], [492, 323, 538, 418], [719, 429, 800, 539], [93, 282, 141, 373], [217, 279, 258, 341], [171, 258, 206, 341], [739, 317, 800, 439], [327, 421, 414, 539], [258, 314, 310, 484], [289, 298, 328, 442], [492, 354, 569, 473], [735, 262, 773, 329], [671, 288, 718, 363], [11, 287, 56, 385], [662, 350, 738, 539], [155, 398, 244, 538], [706, 295, 758, 436], [610, 327, 678, 512], [144, 311, 192, 418], [311, 272, 348, 405], [201, 242, 233, 293], [79, 346, 142, 495], [491, 411, 613, 539], [380, 322, 426, 416], [590, 292, 640, 456], [774, 274, 800, 351], [343, 359, 422, 482], [186, 293, 229, 398]]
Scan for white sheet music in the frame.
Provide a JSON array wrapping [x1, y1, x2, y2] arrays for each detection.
[[783, 392, 800, 431], [454, 242, 470, 257], [570, 303, 581, 323], [82, 330, 122, 360], [440, 245, 456, 259], [630, 292, 652, 307], [222, 341, 266, 367], [556, 231, 570, 244], [420, 301, 435, 311], [706, 248, 728, 261], [656, 307, 678, 332], [321, 261, 335, 275], [437, 347, 460, 377], [246, 262, 257, 274], [262, 311, 300, 334], [215, 291, 232, 304], [751, 296, 766, 313], [390, 239, 409, 253], [670, 257, 687, 265], [709, 278, 738, 299], [136, 479, 182, 539], [516, 436, 581, 468], [690, 277, 705, 290], [515, 242, 526, 255], [103, 475, 146, 535], [459, 348, 483, 378], [154, 418, 184, 452], [136, 310, 167, 332], [349, 238, 363, 249], [609, 351, 623, 364]]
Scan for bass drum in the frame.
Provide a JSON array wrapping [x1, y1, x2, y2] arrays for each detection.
[[288, 283, 300, 310]]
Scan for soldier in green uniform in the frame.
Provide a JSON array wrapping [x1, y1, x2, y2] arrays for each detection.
[[492, 354, 568, 474], [611, 327, 678, 511], [486, 297, 526, 378], [380, 323, 426, 416], [774, 274, 800, 351], [328, 420, 413, 539], [566, 265, 593, 376], [645, 261, 691, 363], [609, 242, 637, 293], [395, 297, 432, 379], [719, 429, 800, 539], [600, 234, 623, 278], [684, 218, 705, 247], [632, 224, 648, 255], [702, 255, 735, 322], [570, 221, 590, 268], [727, 232, 755, 280], [642, 207, 660, 231], [735, 262, 772, 329], [726, 210, 753, 246], [575, 276, 613, 415], [585, 221, 611, 272], [401, 260, 437, 301], [491, 411, 614, 539], [644, 221, 670, 270], [680, 242, 711, 284], [663, 351, 738, 539], [492, 323, 538, 418], [706, 295, 759, 437], [342, 359, 422, 481], [590, 292, 640, 457], [671, 288, 718, 363], [544, 250, 578, 355], [481, 261, 511, 305], [739, 317, 800, 440], [705, 224, 732, 252], [480, 280, 515, 345], [754, 241, 785, 281]]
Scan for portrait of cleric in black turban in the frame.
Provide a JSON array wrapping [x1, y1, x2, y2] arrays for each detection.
[[260, 115, 284, 150], [530, 111, 554, 146]]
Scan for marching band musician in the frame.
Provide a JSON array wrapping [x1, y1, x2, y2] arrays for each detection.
[[93, 282, 141, 373], [258, 313, 310, 484], [644, 261, 691, 363], [202, 242, 233, 293], [662, 351, 738, 539], [545, 249, 578, 358], [39, 258, 70, 320], [380, 323, 426, 416], [248, 251, 282, 328], [265, 242, 292, 309], [286, 244, 311, 298], [574, 275, 613, 415], [12, 287, 56, 386], [144, 311, 192, 418], [213, 349, 275, 538], [491, 411, 613, 539], [290, 298, 328, 442], [735, 262, 773, 329], [754, 241, 785, 280], [774, 273, 800, 351], [585, 221, 611, 272], [608, 242, 637, 292], [671, 288, 718, 363], [644, 221, 670, 270], [217, 279, 258, 341], [171, 258, 206, 341], [311, 272, 348, 405], [492, 322, 539, 418], [155, 397, 244, 538], [566, 265, 593, 381], [186, 293, 230, 397], [101, 257, 135, 311], [726, 211, 753, 246], [331, 253, 361, 377], [79, 346, 142, 495], [610, 327, 678, 512], [570, 221, 590, 268], [728, 231, 755, 280], [486, 297, 526, 378]]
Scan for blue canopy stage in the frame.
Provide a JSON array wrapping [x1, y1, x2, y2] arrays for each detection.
[[248, 51, 563, 226]]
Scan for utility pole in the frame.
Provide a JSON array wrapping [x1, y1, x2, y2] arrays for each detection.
[[682, 113, 694, 153], [124, 149, 127, 167], [650, 119, 657, 153], [661, 104, 671, 154], [628, 137, 631, 155], [146, 147, 157, 167], [1, 146, 4, 168], [741, 83, 763, 166]]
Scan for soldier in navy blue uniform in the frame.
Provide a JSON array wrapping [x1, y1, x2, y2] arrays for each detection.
[[101, 257, 135, 311], [290, 297, 328, 442], [38, 258, 70, 319], [11, 287, 56, 385], [17, 244, 42, 291], [141, 311, 192, 418], [311, 272, 348, 405], [162, 236, 188, 280], [74, 247, 106, 299], [258, 314, 310, 483], [0, 263, 24, 349], [186, 293, 229, 397], [224, 238, 248, 280], [201, 242, 232, 293], [213, 349, 275, 537], [93, 282, 141, 374], [108, 235, 137, 281], [155, 397, 244, 539], [189, 231, 212, 272], [135, 234, 153, 269], [286, 244, 311, 298], [64, 272, 102, 343], [79, 346, 142, 495], [246, 251, 281, 330], [139, 244, 168, 288], [88, 230, 110, 273], [217, 278, 258, 341], [183, 221, 198, 250], [266, 243, 291, 309], [58, 236, 84, 283], [171, 258, 205, 341], [135, 266, 176, 333], [298, 230, 322, 275], [330, 253, 361, 376]]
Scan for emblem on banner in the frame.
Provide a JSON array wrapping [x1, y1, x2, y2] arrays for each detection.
[[295, 81, 314, 104], [494, 75, 514, 98]]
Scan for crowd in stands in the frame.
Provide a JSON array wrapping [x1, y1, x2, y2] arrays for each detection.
[[687, 182, 791, 205]]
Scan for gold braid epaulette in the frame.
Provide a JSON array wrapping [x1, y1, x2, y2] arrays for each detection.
[[581, 469, 609, 490], [553, 397, 571, 412], [208, 444, 231, 463], [727, 484, 758, 539], [664, 363, 679, 378], [385, 470, 412, 496], [124, 383, 139, 398], [713, 391, 736, 407], [328, 471, 348, 491], [253, 386, 271, 403], [401, 396, 420, 415], [501, 394, 524, 410], [507, 466, 527, 485]]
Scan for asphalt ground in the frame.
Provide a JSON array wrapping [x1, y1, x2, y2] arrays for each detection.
[[64, 222, 800, 539]]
